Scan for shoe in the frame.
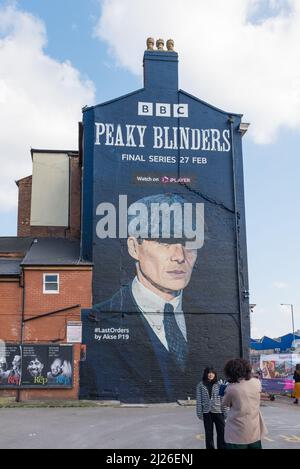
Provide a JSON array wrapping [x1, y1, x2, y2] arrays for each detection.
[[293, 399, 298, 404]]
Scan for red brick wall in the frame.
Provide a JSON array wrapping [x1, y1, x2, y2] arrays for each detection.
[[69, 157, 81, 239], [0, 280, 22, 400], [17, 176, 32, 237], [0, 280, 22, 342], [23, 269, 92, 316], [0, 267, 93, 401]]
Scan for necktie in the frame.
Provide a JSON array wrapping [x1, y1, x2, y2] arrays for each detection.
[[163, 303, 188, 371]]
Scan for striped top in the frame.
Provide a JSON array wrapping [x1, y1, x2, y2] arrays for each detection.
[[196, 381, 228, 417]]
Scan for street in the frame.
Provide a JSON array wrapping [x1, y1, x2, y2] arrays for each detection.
[[0, 398, 299, 449]]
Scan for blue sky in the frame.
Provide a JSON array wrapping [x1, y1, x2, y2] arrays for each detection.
[[0, 0, 299, 338]]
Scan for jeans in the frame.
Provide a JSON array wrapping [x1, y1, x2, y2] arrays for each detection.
[[203, 412, 225, 449]]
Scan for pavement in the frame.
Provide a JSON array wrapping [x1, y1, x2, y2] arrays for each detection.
[[0, 397, 299, 449]]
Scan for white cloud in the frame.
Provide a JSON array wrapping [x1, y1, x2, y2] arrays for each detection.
[[251, 326, 267, 339], [251, 302, 295, 338], [0, 4, 95, 211], [95, 0, 300, 144], [250, 306, 271, 338], [273, 281, 288, 289]]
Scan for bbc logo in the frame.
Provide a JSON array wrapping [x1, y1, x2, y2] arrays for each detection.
[[138, 102, 189, 118]]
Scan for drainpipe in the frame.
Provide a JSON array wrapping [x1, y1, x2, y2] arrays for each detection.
[[228, 116, 244, 358], [16, 265, 25, 402]]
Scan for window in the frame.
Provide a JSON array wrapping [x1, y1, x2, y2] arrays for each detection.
[[43, 273, 59, 294]]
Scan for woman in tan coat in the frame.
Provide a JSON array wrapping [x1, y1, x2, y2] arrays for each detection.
[[222, 358, 268, 449]]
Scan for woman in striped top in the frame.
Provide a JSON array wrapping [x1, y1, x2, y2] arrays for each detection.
[[196, 367, 227, 449]]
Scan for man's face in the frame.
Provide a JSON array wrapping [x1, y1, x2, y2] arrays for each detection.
[[50, 359, 62, 377], [129, 238, 197, 293], [12, 356, 21, 370], [28, 358, 43, 377]]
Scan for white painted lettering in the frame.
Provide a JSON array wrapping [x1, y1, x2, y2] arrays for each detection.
[[95, 123, 105, 145], [105, 124, 114, 146], [201, 129, 211, 151], [222, 129, 231, 152], [126, 125, 136, 147], [153, 126, 164, 148], [136, 125, 147, 148]]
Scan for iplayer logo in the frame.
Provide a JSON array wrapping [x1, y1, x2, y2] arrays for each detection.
[[138, 102, 189, 118]]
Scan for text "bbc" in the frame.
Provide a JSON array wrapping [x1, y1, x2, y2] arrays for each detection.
[[138, 102, 189, 118]]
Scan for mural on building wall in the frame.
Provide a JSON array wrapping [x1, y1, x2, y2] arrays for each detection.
[[0, 345, 22, 387], [80, 47, 250, 403], [0, 344, 73, 388]]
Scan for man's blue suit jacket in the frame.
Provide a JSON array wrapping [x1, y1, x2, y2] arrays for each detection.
[[80, 284, 202, 403]]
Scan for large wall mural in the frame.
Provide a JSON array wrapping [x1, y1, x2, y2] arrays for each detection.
[[80, 46, 250, 403]]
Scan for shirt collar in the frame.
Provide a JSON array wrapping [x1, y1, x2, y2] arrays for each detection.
[[132, 276, 182, 314]]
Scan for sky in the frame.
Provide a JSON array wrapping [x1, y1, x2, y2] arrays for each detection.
[[0, 0, 299, 338]]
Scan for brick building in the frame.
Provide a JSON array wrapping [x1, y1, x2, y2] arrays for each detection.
[[0, 145, 93, 401], [1, 42, 251, 404]]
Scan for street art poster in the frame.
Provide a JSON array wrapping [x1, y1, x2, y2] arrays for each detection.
[[0, 344, 73, 389], [47, 345, 73, 387], [21, 345, 48, 387], [0, 345, 22, 387], [22, 345, 73, 388], [80, 50, 250, 403], [260, 354, 300, 394]]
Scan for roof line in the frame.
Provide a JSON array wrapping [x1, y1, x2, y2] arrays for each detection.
[[30, 149, 78, 160], [15, 175, 32, 186], [0, 273, 20, 278], [82, 87, 243, 117], [21, 263, 93, 267], [179, 89, 243, 117], [0, 236, 34, 240], [82, 88, 145, 112]]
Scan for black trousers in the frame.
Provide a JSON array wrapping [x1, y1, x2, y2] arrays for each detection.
[[203, 412, 225, 449]]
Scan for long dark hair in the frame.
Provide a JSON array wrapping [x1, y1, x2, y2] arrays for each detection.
[[224, 359, 252, 383], [296, 364, 300, 374], [202, 367, 217, 384]]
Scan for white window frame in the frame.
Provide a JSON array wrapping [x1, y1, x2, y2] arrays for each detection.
[[43, 273, 60, 294]]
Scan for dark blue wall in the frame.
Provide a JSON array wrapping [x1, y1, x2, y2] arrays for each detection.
[[80, 49, 250, 402]]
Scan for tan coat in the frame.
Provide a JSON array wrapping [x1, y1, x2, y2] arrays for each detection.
[[222, 378, 268, 445]]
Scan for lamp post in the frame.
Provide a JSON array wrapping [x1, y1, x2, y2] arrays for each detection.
[[280, 303, 295, 351]]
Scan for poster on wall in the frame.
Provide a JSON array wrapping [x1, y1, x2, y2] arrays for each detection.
[[0, 345, 22, 387], [67, 321, 82, 344], [21, 345, 48, 387], [260, 354, 300, 394], [0, 344, 73, 389], [80, 50, 249, 403], [21, 345, 73, 388], [47, 345, 73, 387]]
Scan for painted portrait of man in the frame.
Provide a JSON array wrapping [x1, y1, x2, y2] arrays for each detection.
[[81, 193, 205, 403]]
